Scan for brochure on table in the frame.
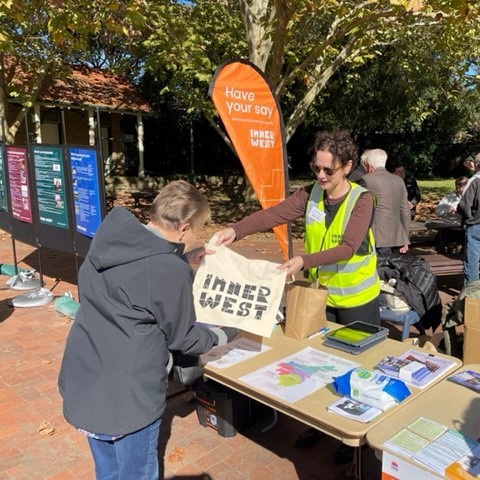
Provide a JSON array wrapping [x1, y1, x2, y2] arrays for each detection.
[[448, 369, 480, 394], [382, 417, 479, 477], [327, 396, 383, 423], [239, 346, 359, 403], [374, 349, 457, 389]]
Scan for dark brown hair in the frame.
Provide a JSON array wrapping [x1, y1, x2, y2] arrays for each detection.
[[309, 130, 358, 169]]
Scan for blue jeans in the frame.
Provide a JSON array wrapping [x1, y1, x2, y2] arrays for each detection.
[[464, 224, 480, 285], [87, 419, 161, 480]]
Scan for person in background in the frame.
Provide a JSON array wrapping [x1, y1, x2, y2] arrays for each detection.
[[347, 162, 367, 182], [58, 180, 236, 480], [462, 156, 480, 192], [214, 130, 380, 462], [435, 176, 468, 223], [457, 155, 480, 284], [393, 163, 421, 220], [425, 176, 468, 254], [358, 149, 410, 255]]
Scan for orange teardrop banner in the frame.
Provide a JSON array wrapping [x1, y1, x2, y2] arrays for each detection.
[[209, 59, 292, 260]]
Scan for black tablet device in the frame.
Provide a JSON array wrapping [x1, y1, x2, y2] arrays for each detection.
[[324, 321, 389, 348], [323, 334, 387, 355]]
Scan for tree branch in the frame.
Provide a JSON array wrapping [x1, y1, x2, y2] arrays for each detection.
[[285, 38, 360, 141]]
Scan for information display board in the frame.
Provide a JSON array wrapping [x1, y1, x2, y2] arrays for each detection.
[[31, 145, 75, 253], [6, 146, 35, 246], [0, 147, 8, 212], [68, 147, 102, 238], [32, 146, 69, 229], [0, 139, 107, 270], [7, 146, 32, 224]]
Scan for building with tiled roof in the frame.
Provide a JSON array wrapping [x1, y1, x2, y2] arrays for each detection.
[[38, 66, 152, 114], [6, 62, 152, 177]]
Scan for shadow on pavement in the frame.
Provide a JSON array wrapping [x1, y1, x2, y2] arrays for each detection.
[[20, 246, 82, 286], [0, 298, 13, 324]]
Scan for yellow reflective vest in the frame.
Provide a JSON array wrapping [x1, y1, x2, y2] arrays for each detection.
[[305, 182, 380, 308]]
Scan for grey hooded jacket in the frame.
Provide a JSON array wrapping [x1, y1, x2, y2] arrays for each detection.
[[58, 207, 217, 435]]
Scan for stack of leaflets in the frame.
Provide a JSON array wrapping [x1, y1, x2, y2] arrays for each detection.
[[448, 369, 480, 393], [383, 417, 479, 476], [327, 396, 382, 423], [374, 349, 457, 389]]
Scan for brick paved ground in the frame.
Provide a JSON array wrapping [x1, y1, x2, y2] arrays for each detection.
[[0, 233, 460, 480]]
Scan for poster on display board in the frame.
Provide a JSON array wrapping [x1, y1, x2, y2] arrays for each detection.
[[6, 146, 32, 223], [32, 146, 69, 230], [68, 146, 102, 238], [0, 148, 8, 212]]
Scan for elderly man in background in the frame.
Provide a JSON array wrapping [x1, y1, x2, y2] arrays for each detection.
[[358, 149, 411, 255]]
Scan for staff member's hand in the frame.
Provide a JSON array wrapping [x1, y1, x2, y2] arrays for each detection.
[[213, 228, 236, 246], [278, 256, 304, 277]]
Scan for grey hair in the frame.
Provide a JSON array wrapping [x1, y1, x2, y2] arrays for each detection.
[[360, 149, 388, 169], [149, 180, 211, 230]]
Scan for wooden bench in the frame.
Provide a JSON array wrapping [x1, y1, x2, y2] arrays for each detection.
[[421, 253, 463, 276], [131, 191, 156, 207], [409, 220, 427, 234], [424, 221, 464, 254]]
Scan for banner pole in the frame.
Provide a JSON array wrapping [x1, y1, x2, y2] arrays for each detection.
[[24, 112, 45, 286], [60, 109, 81, 298]]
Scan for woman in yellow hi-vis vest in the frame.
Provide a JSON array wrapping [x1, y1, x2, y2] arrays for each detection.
[[215, 130, 380, 459], [215, 130, 380, 327]]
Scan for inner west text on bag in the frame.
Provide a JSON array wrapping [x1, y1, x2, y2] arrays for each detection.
[[198, 274, 271, 320]]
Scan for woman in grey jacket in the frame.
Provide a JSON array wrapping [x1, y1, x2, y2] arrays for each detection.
[[58, 180, 232, 480]]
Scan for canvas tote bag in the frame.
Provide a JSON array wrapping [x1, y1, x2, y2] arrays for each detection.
[[193, 240, 286, 338], [284, 279, 328, 340]]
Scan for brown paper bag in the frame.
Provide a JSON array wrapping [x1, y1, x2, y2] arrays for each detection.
[[284, 280, 328, 340]]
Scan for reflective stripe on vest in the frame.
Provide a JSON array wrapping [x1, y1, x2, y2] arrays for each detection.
[[304, 182, 380, 308]]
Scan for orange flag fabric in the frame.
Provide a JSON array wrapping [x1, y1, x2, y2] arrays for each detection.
[[209, 59, 292, 260]]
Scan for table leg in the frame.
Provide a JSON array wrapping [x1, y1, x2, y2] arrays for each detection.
[[260, 409, 278, 433], [353, 445, 362, 480]]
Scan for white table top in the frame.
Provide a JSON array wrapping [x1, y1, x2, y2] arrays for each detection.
[[204, 322, 462, 447]]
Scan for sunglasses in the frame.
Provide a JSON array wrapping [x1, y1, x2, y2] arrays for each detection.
[[310, 163, 343, 176]]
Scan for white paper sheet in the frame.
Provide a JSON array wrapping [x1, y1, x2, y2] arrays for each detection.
[[200, 337, 271, 368]]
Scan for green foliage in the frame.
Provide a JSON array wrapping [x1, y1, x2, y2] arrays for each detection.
[[0, 0, 149, 142], [139, 0, 479, 151]]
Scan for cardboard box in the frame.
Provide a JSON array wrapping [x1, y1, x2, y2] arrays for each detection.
[[463, 298, 480, 364], [381, 452, 442, 480]]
